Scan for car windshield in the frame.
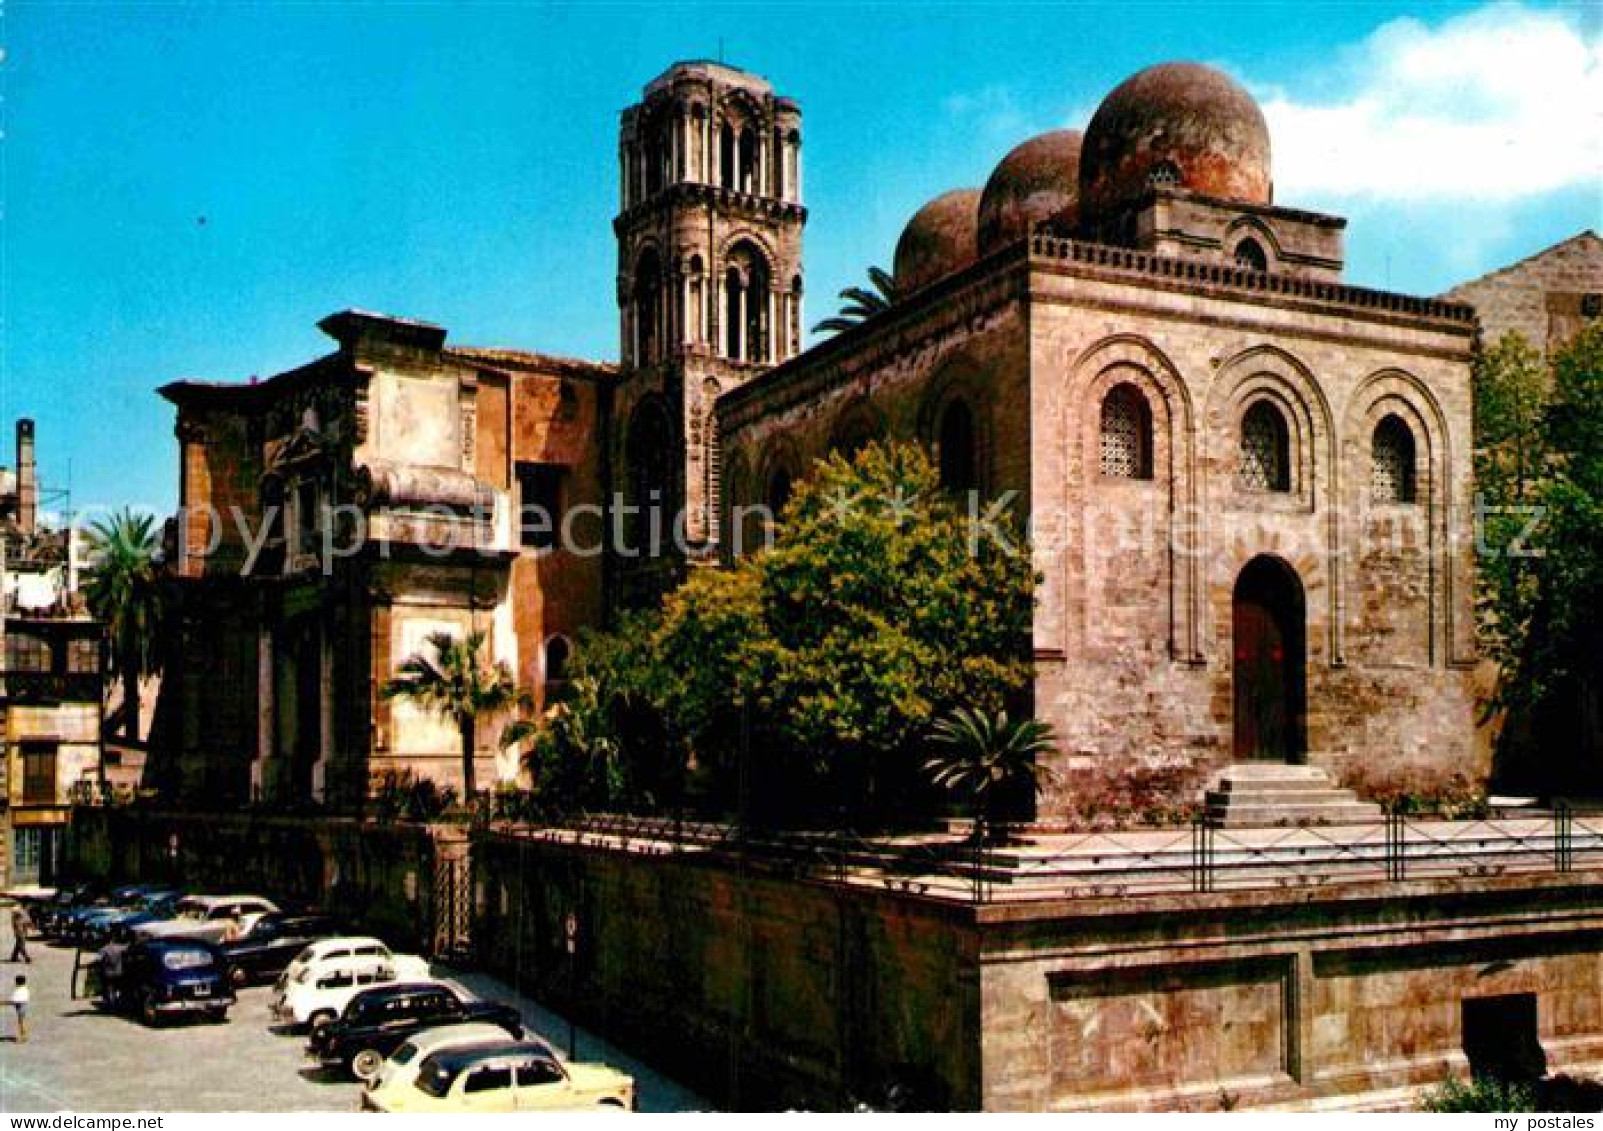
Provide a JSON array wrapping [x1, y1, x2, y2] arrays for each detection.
[[161, 948, 214, 971], [414, 1057, 456, 1099]]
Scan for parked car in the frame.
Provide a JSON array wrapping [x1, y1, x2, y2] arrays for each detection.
[[97, 938, 235, 1026], [217, 912, 341, 986], [309, 982, 523, 1081], [81, 891, 185, 950], [271, 956, 412, 1032], [133, 895, 279, 944], [361, 1041, 635, 1112], [278, 937, 431, 987], [69, 889, 181, 949], [366, 1022, 533, 1096], [33, 882, 109, 937]]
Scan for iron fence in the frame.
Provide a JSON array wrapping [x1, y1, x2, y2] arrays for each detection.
[[504, 803, 1603, 905]]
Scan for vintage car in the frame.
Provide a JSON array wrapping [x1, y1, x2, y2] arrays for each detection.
[[132, 894, 279, 944], [72, 889, 182, 949], [31, 882, 110, 937], [309, 982, 523, 1081], [270, 955, 412, 1031], [365, 1022, 531, 1096], [277, 937, 430, 987], [97, 938, 235, 1026], [216, 912, 341, 986], [361, 1041, 635, 1112]]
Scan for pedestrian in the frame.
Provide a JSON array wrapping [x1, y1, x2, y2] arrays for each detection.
[[10, 974, 28, 1043], [8, 903, 31, 964]]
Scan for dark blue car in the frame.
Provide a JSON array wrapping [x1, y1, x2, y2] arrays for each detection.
[[99, 937, 235, 1026]]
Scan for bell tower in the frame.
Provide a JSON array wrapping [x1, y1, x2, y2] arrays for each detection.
[[613, 61, 806, 594]]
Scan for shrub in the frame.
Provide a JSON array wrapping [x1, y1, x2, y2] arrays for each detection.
[[1420, 1076, 1535, 1113]]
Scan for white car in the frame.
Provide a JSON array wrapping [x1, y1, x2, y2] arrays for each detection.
[[271, 955, 429, 1031], [134, 895, 279, 944], [367, 1022, 533, 1096], [279, 937, 430, 987]]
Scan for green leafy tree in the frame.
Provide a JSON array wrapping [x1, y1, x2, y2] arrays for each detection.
[[1476, 324, 1603, 783], [757, 443, 1036, 818], [521, 674, 627, 813], [923, 708, 1057, 843], [380, 630, 524, 800], [83, 508, 165, 741], [550, 441, 1039, 826], [812, 266, 898, 335]]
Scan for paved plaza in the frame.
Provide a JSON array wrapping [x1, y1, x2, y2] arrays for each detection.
[[0, 938, 707, 1112]]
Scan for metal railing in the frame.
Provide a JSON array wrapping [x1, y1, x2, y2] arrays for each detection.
[[503, 804, 1603, 905]]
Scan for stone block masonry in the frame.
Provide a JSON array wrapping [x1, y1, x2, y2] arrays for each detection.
[[474, 830, 1603, 1111]]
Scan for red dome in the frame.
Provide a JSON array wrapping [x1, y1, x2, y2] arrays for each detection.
[[978, 129, 1083, 254], [1079, 62, 1270, 235], [893, 188, 981, 295]]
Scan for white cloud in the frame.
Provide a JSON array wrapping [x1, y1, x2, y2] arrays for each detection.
[[1260, 3, 1603, 201]]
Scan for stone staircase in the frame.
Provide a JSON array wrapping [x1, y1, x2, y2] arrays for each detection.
[[1204, 763, 1383, 828]]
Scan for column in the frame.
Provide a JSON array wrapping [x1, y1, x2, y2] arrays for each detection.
[[767, 290, 777, 363], [253, 629, 273, 800], [737, 282, 748, 361], [314, 622, 332, 803]]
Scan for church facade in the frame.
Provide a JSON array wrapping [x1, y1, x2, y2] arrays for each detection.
[[153, 59, 1483, 815]]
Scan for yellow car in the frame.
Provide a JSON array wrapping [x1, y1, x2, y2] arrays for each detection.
[[362, 1041, 636, 1113]]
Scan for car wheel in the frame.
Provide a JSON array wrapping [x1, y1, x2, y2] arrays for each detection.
[[309, 1010, 335, 1033], [351, 1049, 385, 1082], [229, 965, 247, 988], [207, 1008, 228, 1024]]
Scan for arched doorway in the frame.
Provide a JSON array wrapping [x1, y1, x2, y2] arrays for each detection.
[[1232, 556, 1306, 762]]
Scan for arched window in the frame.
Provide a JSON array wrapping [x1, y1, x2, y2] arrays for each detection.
[[687, 254, 705, 344], [723, 242, 771, 363], [644, 131, 665, 197], [543, 636, 571, 701], [832, 407, 879, 461], [766, 467, 793, 519], [1147, 160, 1181, 188], [633, 248, 662, 365], [1239, 401, 1291, 492], [1233, 237, 1268, 272], [718, 123, 736, 190], [1371, 414, 1417, 504], [737, 128, 757, 193], [1099, 384, 1153, 480], [937, 399, 978, 494]]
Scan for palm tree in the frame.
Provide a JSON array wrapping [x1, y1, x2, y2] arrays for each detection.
[[83, 509, 165, 742], [381, 630, 525, 800], [922, 707, 1057, 844], [812, 265, 898, 335]]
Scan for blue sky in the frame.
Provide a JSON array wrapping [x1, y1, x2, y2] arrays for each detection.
[[3, 1, 1598, 516]]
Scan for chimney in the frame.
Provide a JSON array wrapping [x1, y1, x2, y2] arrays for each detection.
[[17, 418, 36, 536]]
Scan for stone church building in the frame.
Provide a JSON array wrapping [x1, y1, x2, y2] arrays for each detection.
[[154, 59, 1487, 817]]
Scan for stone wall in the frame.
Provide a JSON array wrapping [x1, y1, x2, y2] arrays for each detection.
[[64, 807, 457, 953], [1443, 230, 1602, 355], [65, 812, 1603, 1110], [979, 874, 1603, 1110], [471, 831, 983, 1110]]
